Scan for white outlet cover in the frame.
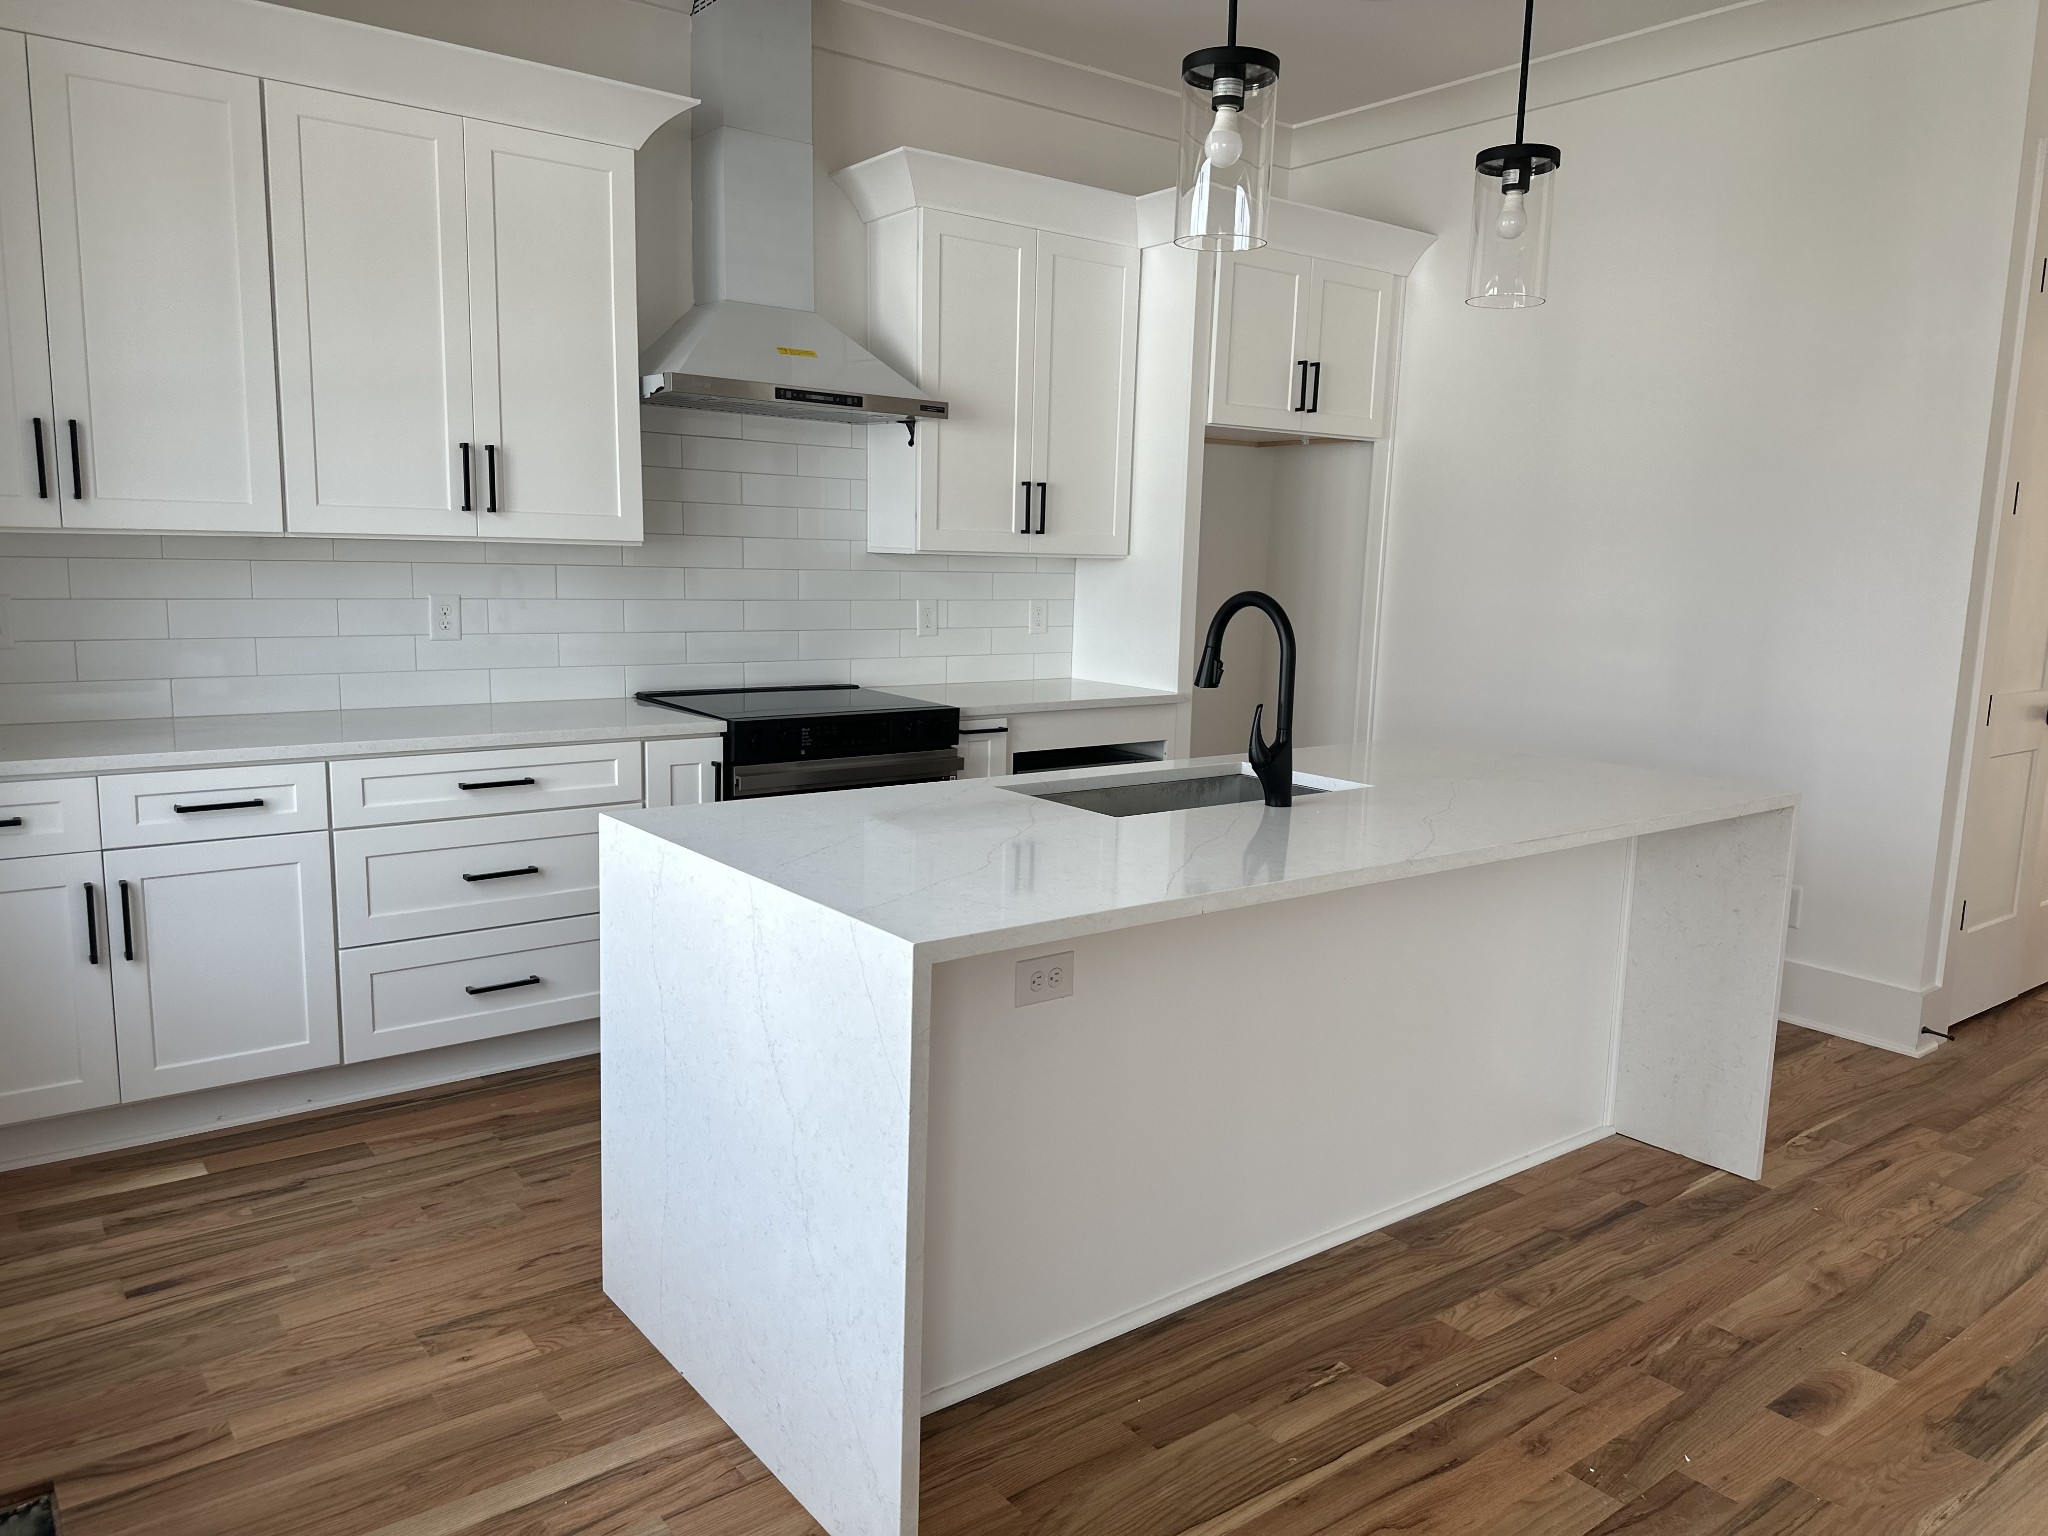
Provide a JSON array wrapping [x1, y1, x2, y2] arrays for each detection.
[[916, 599, 939, 639], [1028, 598, 1049, 635], [427, 594, 461, 641], [1015, 950, 1075, 1007]]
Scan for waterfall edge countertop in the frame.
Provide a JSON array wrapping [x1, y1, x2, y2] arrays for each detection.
[[606, 740, 1796, 961]]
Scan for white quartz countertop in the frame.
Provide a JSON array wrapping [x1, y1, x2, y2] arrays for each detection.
[[0, 679, 1180, 778], [609, 742, 1797, 961]]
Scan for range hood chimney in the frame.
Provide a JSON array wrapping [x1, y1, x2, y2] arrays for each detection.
[[640, 0, 947, 433]]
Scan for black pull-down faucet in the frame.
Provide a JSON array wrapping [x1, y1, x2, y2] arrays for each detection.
[[1193, 590, 1296, 808]]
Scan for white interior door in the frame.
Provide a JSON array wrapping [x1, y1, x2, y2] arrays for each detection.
[[29, 38, 281, 533], [1304, 259, 1394, 440], [465, 119, 639, 544], [268, 83, 476, 540], [920, 210, 1037, 552], [1029, 232, 1138, 557], [0, 31, 57, 530], [1209, 248, 1312, 433], [106, 832, 340, 1100], [0, 852, 118, 1126]]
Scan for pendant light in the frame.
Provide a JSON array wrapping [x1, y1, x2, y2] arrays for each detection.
[[1468, 0, 1561, 308], [1175, 0, 1280, 251]]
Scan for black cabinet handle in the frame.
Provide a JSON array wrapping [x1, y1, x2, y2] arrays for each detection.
[[172, 798, 266, 815], [466, 974, 541, 997], [66, 419, 83, 499], [485, 443, 499, 514], [459, 442, 474, 512], [1293, 360, 1309, 412], [83, 882, 99, 966], [0, 817, 22, 829], [462, 865, 541, 884], [1018, 480, 1031, 535], [958, 726, 1009, 736], [117, 879, 134, 962], [31, 418, 48, 500], [1035, 482, 1048, 535], [458, 776, 536, 792], [1307, 360, 1322, 414]]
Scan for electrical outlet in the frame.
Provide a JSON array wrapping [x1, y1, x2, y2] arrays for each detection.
[[0, 595, 12, 650], [916, 598, 939, 639], [1015, 951, 1074, 1007], [428, 594, 461, 642], [1028, 598, 1049, 636], [1787, 885, 1803, 929]]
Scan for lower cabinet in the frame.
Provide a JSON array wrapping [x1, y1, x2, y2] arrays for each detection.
[[644, 736, 720, 806], [957, 718, 1011, 778], [0, 851, 118, 1125], [339, 914, 598, 1061], [103, 831, 340, 1100]]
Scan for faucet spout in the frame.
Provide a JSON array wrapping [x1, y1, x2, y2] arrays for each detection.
[[1192, 590, 1297, 808]]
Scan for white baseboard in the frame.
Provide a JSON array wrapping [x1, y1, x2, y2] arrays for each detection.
[[1778, 960, 1941, 1057], [0, 1021, 599, 1172], [917, 1122, 1615, 1414]]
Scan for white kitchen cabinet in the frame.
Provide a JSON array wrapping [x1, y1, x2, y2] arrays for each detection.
[[28, 38, 283, 533], [0, 852, 119, 1126], [0, 31, 57, 531], [465, 120, 640, 544], [865, 210, 1137, 558], [645, 737, 721, 806], [339, 914, 597, 1063], [956, 719, 1011, 778], [105, 831, 339, 1100], [267, 84, 477, 541], [1210, 251, 1394, 441], [333, 807, 599, 947]]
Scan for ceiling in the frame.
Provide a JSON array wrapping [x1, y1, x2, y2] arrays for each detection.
[[862, 0, 1742, 123]]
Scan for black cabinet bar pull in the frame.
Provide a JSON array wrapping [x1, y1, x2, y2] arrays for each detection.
[[31, 418, 48, 500], [459, 442, 474, 512], [66, 419, 83, 499], [1035, 482, 1048, 535], [83, 882, 99, 966], [0, 817, 21, 829], [466, 974, 542, 997], [462, 864, 541, 883], [485, 443, 499, 514], [172, 798, 266, 815], [1293, 360, 1309, 412], [1018, 480, 1031, 535], [117, 879, 134, 963], [458, 776, 536, 791], [1307, 360, 1323, 414]]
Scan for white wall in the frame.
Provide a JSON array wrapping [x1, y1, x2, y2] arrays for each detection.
[[1288, 0, 2037, 1030]]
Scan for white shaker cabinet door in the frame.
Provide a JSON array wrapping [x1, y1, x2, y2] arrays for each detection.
[[1028, 232, 1137, 557], [268, 84, 477, 540], [0, 852, 118, 1126], [465, 120, 639, 544], [0, 32, 57, 531], [920, 210, 1038, 553], [28, 38, 282, 533], [1209, 247, 1313, 433], [1302, 259, 1394, 441], [644, 737, 721, 806], [105, 832, 340, 1100]]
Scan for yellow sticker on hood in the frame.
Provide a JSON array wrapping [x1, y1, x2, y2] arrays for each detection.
[[776, 346, 819, 358]]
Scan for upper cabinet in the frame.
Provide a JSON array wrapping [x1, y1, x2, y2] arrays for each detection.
[[841, 151, 1140, 559], [1210, 250, 1395, 442], [28, 38, 282, 533], [0, 8, 688, 542]]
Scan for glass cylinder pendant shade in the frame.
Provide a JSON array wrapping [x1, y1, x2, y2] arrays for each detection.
[[1467, 144, 1560, 307], [1176, 45, 1280, 251]]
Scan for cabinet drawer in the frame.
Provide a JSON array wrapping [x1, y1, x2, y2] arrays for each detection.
[[330, 742, 641, 828], [334, 808, 598, 947], [98, 762, 329, 848], [0, 777, 101, 859], [339, 915, 598, 1062]]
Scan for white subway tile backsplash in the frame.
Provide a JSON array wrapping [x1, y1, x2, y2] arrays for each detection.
[[337, 599, 427, 636], [622, 662, 745, 692], [555, 566, 691, 599], [799, 630, 900, 660], [12, 599, 167, 641], [405, 563, 554, 599], [644, 467, 744, 503], [687, 630, 798, 664], [745, 601, 848, 631], [414, 633, 559, 671], [945, 600, 1030, 629], [799, 570, 900, 599], [678, 437, 799, 475], [340, 669, 490, 711], [259, 636, 415, 675], [680, 503, 798, 539], [798, 508, 867, 541], [623, 600, 745, 631], [173, 674, 340, 717], [851, 657, 947, 687], [744, 473, 849, 509], [0, 642, 78, 684], [170, 599, 340, 638], [0, 533, 162, 558], [742, 538, 848, 570], [490, 599, 624, 633], [745, 659, 851, 687], [901, 628, 992, 658], [901, 572, 992, 600], [78, 638, 254, 680], [797, 445, 867, 479], [850, 600, 915, 629], [557, 632, 691, 667], [485, 540, 624, 567], [71, 559, 242, 599], [489, 666, 622, 703], [684, 568, 799, 601], [0, 678, 171, 723], [253, 561, 408, 599], [625, 534, 747, 568], [740, 416, 857, 447], [991, 573, 1073, 599], [945, 654, 1036, 684]]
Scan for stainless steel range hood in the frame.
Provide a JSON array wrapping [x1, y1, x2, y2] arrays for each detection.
[[640, 0, 946, 431]]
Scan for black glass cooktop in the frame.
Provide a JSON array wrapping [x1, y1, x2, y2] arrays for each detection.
[[634, 684, 942, 723]]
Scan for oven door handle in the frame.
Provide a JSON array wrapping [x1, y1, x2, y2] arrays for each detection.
[[728, 749, 966, 798]]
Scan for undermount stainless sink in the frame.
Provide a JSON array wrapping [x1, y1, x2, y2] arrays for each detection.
[[1011, 766, 1360, 819]]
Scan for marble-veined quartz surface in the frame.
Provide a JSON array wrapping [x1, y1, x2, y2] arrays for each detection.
[[888, 677, 1180, 715], [607, 741, 1796, 962]]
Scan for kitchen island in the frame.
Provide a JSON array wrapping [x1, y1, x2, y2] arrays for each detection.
[[599, 743, 1795, 1536]]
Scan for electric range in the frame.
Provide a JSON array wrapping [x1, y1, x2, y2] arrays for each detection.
[[634, 685, 962, 799]]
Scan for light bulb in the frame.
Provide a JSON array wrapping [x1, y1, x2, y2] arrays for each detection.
[[1496, 187, 1527, 240], [1205, 103, 1244, 169]]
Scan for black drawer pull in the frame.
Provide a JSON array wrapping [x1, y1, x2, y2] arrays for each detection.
[[1034, 481, 1048, 535], [459, 441, 474, 512], [1307, 360, 1322, 414], [83, 882, 99, 966], [1293, 360, 1309, 412], [31, 418, 48, 500], [0, 816, 22, 829], [958, 726, 1008, 736], [172, 798, 266, 815], [457, 777, 537, 791], [1018, 480, 1031, 535], [466, 974, 541, 997], [117, 878, 134, 962], [67, 418, 84, 499], [485, 443, 499, 514], [462, 865, 541, 883]]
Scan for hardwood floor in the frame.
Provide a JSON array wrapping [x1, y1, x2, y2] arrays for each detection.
[[7, 1003, 2048, 1534]]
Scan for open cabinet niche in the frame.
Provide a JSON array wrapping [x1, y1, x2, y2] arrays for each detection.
[[1192, 441, 1378, 756]]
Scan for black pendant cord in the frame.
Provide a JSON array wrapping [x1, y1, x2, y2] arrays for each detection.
[[1514, 0, 1534, 145], [1227, 0, 1238, 47]]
